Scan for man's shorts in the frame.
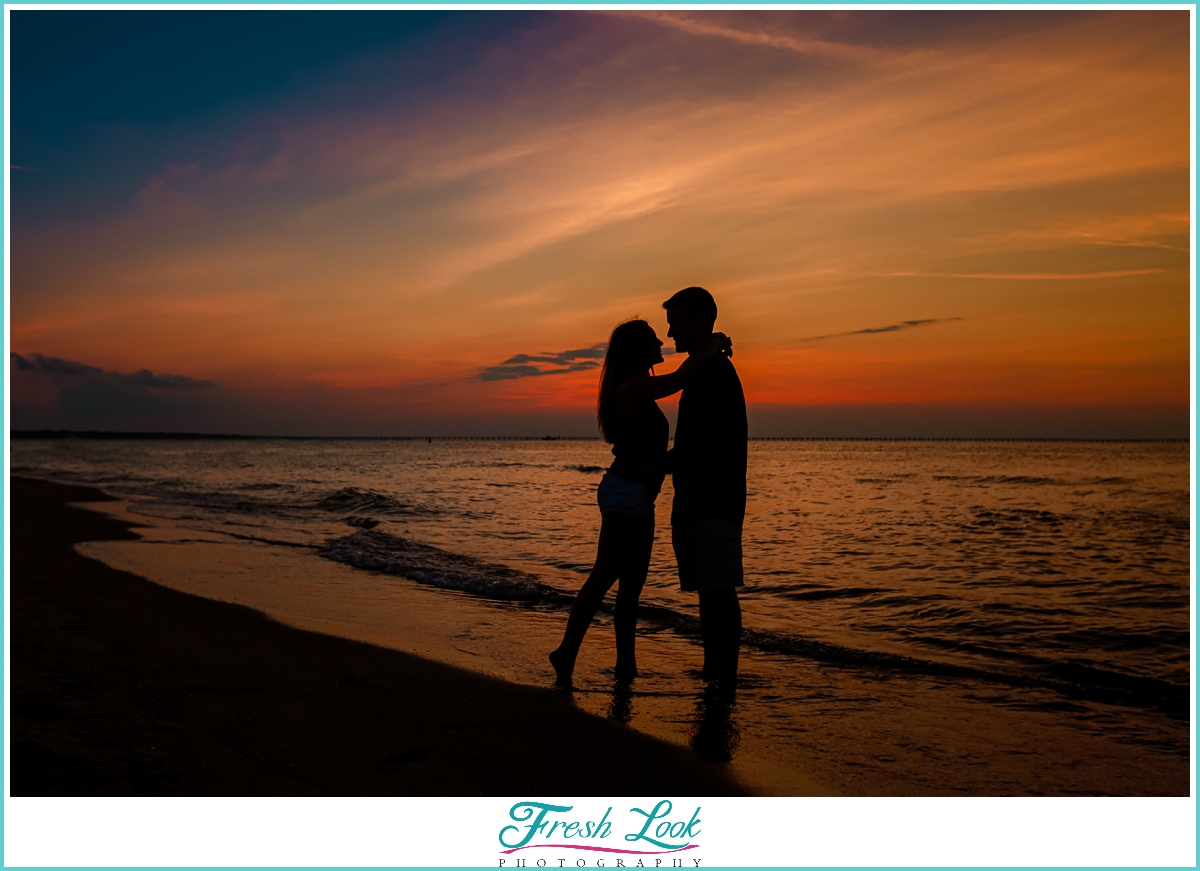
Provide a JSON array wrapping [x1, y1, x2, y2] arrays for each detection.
[[672, 518, 744, 592]]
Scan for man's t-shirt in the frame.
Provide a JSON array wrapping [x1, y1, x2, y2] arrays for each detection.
[[669, 353, 748, 528]]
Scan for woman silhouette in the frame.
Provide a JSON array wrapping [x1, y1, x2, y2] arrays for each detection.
[[549, 318, 730, 686]]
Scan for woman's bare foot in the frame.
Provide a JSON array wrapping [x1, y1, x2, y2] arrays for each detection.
[[614, 660, 638, 683], [548, 648, 574, 688]]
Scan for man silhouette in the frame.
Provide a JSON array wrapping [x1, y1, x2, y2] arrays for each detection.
[[662, 286, 747, 686]]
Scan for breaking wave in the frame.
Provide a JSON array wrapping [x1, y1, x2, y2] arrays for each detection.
[[312, 486, 440, 517], [318, 529, 566, 603]]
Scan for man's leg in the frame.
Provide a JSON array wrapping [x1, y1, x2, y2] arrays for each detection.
[[698, 592, 719, 680], [672, 522, 706, 674], [698, 588, 741, 684], [723, 589, 742, 681]]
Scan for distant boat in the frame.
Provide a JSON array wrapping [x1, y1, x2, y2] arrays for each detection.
[[542, 435, 560, 441]]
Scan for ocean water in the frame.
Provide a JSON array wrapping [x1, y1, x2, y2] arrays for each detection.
[[12, 437, 1192, 795]]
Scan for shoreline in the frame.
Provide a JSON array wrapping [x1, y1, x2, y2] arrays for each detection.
[[9, 475, 747, 796]]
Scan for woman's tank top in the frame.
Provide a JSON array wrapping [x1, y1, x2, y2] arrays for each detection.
[[609, 398, 670, 495]]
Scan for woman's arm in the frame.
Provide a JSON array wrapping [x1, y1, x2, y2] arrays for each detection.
[[609, 453, 662, 481], [616, 332, 732, 410]]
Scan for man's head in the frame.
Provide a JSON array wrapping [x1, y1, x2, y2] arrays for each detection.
[[662, 286, 718, 354]]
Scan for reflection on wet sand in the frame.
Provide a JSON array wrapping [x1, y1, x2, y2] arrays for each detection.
[[690, 684, 741, 764]]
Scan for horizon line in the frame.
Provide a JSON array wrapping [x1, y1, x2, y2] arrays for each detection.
[[8, 430, 1189, 444]]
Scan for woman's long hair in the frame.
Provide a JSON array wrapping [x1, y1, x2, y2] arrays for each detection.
[[597, 319, 654, 443]]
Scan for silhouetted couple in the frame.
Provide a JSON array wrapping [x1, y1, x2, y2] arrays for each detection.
[[550, 286, 748, 691]]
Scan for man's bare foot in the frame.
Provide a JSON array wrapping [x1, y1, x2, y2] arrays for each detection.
[[614, 661, 638, 683]]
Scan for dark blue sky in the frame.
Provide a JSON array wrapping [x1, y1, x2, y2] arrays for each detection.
[[9, 9, 1113, 221], [13, 11, 453, 127], [10, 10, 535, 221]]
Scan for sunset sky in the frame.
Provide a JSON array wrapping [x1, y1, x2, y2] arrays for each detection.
[[9, 10, 1192, 437]]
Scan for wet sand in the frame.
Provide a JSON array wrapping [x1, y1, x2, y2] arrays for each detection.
[[9, 476, 746, 796]]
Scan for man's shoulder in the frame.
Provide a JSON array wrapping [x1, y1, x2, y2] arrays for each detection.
[[695, 353, 738, 380], [706, 354, 743, 392], [680, 355, 743, 408]]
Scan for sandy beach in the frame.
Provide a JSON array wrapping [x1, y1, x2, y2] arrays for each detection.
[[9, 476, 746, 796]]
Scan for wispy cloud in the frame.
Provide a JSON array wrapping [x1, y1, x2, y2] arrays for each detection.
[[479, 343, 606, 381], [879, 270, 1165, 281], [623, 11, 877, 60], [798, 318, 962, 343]]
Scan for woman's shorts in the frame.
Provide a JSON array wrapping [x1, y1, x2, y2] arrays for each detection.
[[597, 471, 655, 519]]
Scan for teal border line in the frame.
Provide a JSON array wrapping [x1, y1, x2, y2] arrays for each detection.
[[0, 1, 1196, 869]]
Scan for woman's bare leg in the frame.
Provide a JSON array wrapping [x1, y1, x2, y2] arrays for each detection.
[[550, 513, 624, 685], [613, 516, 653, 681], [551, 512, 654, 686]]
